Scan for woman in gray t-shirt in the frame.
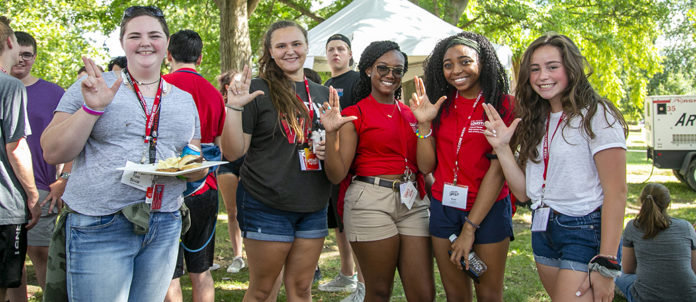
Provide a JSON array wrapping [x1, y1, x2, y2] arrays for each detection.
[[616, 183, 696, 302]]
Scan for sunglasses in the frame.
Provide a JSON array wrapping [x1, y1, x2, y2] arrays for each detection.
[[123, 6, 164, 19], [374, 65, 404, 78]]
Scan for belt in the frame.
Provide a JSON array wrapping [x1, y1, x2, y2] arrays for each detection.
[[354, 176, 402, 191]]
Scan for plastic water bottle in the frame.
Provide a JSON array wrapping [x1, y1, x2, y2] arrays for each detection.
[[448, 234, 488, 283]]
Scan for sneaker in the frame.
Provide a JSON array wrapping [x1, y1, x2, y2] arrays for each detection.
[[226, 256, 246, 273], [318, 272, 358, 292], [313, 267, 322, 284], [340, 282, 365, 302], [209, 263, 221, 271]]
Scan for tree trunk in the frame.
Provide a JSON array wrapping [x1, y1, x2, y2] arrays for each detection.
[[216, 0, 260, 72], [444, 0, 469, 26], [432, 0, 439, 16]]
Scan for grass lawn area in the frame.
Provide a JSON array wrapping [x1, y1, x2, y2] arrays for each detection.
[[23, 127, 695, 301]]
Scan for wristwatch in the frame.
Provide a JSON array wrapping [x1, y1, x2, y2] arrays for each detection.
[[59, 172, 70, 180]]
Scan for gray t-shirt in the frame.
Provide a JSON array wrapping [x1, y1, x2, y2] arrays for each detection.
[[56, 71, 200, 215], [241, 78, 331, 213], [0, 72, 32, 224], [623, 218, 696, 301]]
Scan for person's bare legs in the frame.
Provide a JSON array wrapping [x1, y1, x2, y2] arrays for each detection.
[[164, 278, 183, 302], [27, 246, 48, 289], [6, 265, 27, 302], [265, 267, 283, 302], [189, 270, 215, 302], [351, 236, 400, 302], [335, 228, 355, 276], [243, 239, 291, 302], [219, 174, 243, 259], [283, 238, 324, 302], [397, 235, 434, 301], [472, 239, 510, 302]]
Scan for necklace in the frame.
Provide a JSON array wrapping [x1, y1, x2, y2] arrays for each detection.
[[133, 78, 160, 86]]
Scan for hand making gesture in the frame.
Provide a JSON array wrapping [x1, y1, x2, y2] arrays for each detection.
[[482, 103, 521, 150], [80, 56, 123, 111], [408, 76, 447, 124], [226, 64, 265, 108], [319, 86, 357, 133]]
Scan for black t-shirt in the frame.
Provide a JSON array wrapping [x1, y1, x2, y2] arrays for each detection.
[[324, 70, 360, 110], [241, 78, 331, 212]]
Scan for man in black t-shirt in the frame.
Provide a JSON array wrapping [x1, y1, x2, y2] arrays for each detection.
[[318, 33, 364, 301]]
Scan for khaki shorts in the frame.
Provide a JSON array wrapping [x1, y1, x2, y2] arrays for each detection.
[[343, 178, 430, 242]]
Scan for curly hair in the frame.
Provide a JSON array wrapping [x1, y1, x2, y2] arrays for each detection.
[[634, 183, 672, 239], [258, 20, 310, 142], [422, 31, 509, 127], [514, 33, 628, 166], [352, 41, 408, 104]]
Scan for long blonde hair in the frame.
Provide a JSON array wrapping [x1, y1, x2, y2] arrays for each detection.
[[258, 20, 310, 142]]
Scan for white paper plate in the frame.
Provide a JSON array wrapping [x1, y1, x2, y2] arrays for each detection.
[[117, 161, 228, 176]]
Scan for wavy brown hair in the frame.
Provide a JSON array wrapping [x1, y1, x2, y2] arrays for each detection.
[[258, 20, 310, 143], [513, 33, 628, 166], [217, 69, 239, 100], [634, 183, 672, 239]]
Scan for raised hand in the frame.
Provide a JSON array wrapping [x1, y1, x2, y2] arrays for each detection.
[[320, 86, 357, 133], [226, 64, 264, 108], [409, 76, 446, 124], [482, 103, 521, 150], [80, 56, 122, 111]]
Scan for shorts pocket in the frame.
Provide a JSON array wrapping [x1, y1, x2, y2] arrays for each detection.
[[554, 212, 600, 231], [343, 184, 365, 212]]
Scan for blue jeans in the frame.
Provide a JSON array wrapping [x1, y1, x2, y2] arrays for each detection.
[[65, 211, 181, 302], [615, 273, 636, 302]]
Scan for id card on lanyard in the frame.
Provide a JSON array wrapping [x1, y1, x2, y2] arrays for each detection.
[[442, 92, 482, 210], [531, 111, 565, 232], [295, 77, 322, 171], [124, 69, 165, 210]]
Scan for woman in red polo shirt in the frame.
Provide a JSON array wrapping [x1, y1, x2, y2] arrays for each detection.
[[321, 40, 434, 302], [410, 32, 514, 301]]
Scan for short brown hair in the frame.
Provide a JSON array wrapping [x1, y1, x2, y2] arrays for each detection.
[[0, 16, 15, 55]]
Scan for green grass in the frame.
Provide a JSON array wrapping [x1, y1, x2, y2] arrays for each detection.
[[23, 128, 696, 301]]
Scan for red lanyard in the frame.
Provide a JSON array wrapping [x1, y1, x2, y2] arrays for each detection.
[[369, 94, 412, 178], [125, 70, 163, 163], [452, 91, 482, 185], [541, 111, 566, 197], [294, 77, 316, 139]]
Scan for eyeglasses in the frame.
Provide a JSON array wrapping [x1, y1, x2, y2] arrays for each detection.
[[374, 65, 404, 78], [123, 6, 164, 19], [19, 52, 35, 61]]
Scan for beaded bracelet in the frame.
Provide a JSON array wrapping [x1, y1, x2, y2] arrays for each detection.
[[464, 216, 480, 229], [82, 103, 105, 116], [415, 128, 432, 139]]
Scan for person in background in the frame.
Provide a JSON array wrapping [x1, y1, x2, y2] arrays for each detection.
[[0, 15, 41, 301], [108, 56, 127, 72], [40, 6, 207, 301], [320, 40, 435, 302], [482, 33, 627, 301], [318, 33, 364, 302], [410, 31, 514, 302], [163, 29, 225, 302], [76, 64, 103, 80], [6, 31, 71, 302], [215, 70, 247, 274], [220, 20, 331, 302], [615, 183, 696, 302], [303, 68, 322, 85]]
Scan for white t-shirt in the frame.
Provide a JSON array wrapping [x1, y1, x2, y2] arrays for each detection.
[[526, 105, 626, 216]]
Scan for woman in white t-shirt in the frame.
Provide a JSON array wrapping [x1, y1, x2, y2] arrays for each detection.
[[482, 33, 628, 301]]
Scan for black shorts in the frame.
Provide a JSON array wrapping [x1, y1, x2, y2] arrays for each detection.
[[0, 224, 27, 288], [173, 189, 218, 278], [327, 185, 343, 231], [217, 155, 245, 177]]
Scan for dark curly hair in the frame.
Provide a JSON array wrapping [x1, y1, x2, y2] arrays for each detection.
[[352, 41, 408, 104], [422, 31, 509, 127], [513, 33, 627, 166]]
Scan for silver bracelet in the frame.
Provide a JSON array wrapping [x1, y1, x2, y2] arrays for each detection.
[[226, 104, 244, 112]]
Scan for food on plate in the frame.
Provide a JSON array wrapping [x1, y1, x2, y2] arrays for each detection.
[[156, 155, 203, 172]]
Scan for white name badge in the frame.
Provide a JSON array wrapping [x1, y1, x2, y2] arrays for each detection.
[[399, 181, 418, 209], [120, 161, 154, 191], [531, 207, 551, 232], [442, 183, 468, 210]]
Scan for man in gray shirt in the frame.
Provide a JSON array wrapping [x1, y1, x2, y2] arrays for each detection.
[[0, 15, 40, 298]]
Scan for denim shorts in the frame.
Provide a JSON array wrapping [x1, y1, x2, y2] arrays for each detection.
[[532, 209, 601, 272], [430, 195, 514, 244], [236, 182, 328, 242]]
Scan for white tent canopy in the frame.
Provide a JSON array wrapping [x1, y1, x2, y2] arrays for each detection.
[[305, 0, 512, 80]]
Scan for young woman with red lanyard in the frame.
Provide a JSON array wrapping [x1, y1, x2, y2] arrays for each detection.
[[409, 32, 514, 302], [320, 40, 435, 302], [482, 33, 627, 301], [220, 20, 331, 302]]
